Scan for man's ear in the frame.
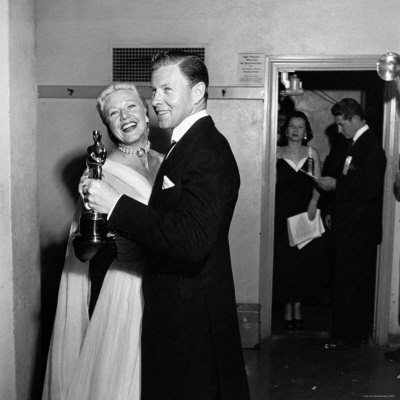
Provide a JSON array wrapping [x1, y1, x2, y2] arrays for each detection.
[[191, 81, 206, 104]]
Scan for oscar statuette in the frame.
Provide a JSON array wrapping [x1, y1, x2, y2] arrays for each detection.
[[73, 130, 115, 262]]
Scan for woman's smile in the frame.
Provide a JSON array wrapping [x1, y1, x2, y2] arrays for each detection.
[[121, 121, 138, 133]]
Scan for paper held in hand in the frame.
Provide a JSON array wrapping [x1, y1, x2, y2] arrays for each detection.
[[287, 209, 325, 249]]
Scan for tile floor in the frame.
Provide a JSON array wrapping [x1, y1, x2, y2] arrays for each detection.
[[243, 303, 400, 399]]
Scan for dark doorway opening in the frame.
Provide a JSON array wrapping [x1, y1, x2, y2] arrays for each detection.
[[271, 70, 385, 337]]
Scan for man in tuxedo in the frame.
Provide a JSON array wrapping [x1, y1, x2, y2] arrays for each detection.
[[316, 98, 386, 350], [83, 51, 250, 399]]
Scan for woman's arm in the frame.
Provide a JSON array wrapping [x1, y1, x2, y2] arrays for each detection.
[[307, 147, 321, 220]]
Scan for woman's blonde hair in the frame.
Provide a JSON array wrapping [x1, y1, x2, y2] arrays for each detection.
[[97, 82, 148, 123], [96, 82, 149, 144]]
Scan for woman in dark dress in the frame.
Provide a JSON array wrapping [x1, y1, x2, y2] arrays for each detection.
[[273, 111, 326, 331]]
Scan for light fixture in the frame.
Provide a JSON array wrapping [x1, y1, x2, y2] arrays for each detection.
[[280, 72, 304, 96], [376, 52, 400, 81]]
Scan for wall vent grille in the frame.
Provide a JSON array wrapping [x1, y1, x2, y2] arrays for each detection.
[[112, 47, 205, 82]]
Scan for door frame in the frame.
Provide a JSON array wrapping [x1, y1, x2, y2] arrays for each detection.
[[259, 55, 399, 344]]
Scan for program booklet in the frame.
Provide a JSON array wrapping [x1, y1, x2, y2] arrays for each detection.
[[287, 209, 325, 249]]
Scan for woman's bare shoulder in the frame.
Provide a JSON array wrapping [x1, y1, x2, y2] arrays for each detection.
[[309, 146, 321, 159], [277, 146, 285, 158]]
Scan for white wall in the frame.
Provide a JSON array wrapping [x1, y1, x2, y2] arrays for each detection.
[[36, 0, 400, 86], [209, 100, 263, 299], [36, 0, 400, 317], [10, 0, 40, 397], [0, 0, 16, 398], [0, 0, 39, 399]]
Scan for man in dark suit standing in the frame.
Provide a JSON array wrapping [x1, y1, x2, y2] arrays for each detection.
[[83, 51, 250, 399], [316, 98, 386, 350]]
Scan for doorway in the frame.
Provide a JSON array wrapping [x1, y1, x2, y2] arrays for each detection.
[[259, 56, 400, 344]]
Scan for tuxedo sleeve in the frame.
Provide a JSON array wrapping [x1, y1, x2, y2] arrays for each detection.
[[106, 145, 240, 263]]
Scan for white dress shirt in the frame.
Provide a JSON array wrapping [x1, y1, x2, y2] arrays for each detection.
[[352, 124, 369, 144], [171, 109, 208, 144]]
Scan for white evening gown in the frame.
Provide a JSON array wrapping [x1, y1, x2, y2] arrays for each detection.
[[42, 159, 152, 400]]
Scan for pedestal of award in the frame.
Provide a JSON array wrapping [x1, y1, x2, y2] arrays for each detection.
[[73, 130, 115, 262]]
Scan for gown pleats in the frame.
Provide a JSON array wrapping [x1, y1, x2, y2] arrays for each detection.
[[42, 160, 152, 400]]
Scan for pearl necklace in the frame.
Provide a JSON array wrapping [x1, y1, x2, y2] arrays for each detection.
[[117, 141, 151, 157]]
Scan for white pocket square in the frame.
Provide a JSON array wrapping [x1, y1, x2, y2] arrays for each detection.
[[162, 175, 175, 190]]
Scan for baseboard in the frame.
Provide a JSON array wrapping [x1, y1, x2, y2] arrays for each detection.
[[237, 303, 260, 349]]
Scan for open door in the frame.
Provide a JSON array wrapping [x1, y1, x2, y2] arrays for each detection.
[[260, 56, 400, 344]]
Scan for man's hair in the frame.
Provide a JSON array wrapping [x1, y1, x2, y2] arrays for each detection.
[[331, 98, 366, 121], [151, 50, 209, 101]]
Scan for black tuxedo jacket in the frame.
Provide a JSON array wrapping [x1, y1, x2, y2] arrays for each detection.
[[333, 129, 386, 245], [107, 116, 250, 400]]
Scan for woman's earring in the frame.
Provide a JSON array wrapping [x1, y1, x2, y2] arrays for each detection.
[[303, 134, 308, 141], [145, 117, 150, 123]]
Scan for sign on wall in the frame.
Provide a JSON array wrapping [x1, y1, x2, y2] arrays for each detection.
[[237, 53, 265, 86]]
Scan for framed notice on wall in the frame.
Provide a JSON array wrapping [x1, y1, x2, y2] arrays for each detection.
[[237, 53, 265, 86]]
